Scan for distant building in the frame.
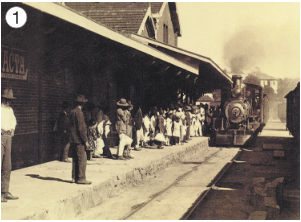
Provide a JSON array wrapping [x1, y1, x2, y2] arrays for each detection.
[[252, 71, 278, 94]]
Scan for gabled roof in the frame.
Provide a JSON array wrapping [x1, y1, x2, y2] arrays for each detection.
[[257, 72, 277, 80], [65, 2, 163, 35], [65, 2, 181, 37], [150, 2, 163, 14], [250, 71, 277, 80]]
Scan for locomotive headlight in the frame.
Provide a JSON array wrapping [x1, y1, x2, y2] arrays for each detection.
[[231, 107, 241, 117]]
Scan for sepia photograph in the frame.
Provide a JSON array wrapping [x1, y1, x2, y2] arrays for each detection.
[[1, 1, 300, 220]]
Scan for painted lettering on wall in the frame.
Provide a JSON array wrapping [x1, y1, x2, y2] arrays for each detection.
[[1, 48, 28, 80]]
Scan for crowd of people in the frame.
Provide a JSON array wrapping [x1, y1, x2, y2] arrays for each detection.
[[1, 89, 219, 201], [55, 96, 219, 163]]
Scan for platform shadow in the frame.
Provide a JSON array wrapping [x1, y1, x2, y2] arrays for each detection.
[[25, 174, 73, 183]]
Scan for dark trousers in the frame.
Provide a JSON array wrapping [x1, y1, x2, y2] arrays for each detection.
[[174, 136, 180, 144], [1, 135, 12, 193], [102, 137, 112, 157], [59, 133, 70, 160], [186, 126, 190, 140], [71, 143, 87, 181]]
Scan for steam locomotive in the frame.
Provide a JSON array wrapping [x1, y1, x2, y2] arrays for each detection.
[[213, 75, 268, 146]]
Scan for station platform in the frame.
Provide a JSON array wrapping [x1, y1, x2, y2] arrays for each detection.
[[1, 136, 209, 220]]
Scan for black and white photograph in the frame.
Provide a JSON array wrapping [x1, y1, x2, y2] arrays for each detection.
[[1, 1, 300, 220]]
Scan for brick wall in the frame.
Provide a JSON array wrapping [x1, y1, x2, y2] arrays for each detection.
[[1, 49, 41, 169]]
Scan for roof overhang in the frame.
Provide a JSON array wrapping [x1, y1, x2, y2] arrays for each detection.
[[130, 34, 232, 86], [22, 2, 198, 75]]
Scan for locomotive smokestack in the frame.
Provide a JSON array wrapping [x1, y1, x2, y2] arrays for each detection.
[[231, 75, 242, 98], [232, 75, 242, 89]]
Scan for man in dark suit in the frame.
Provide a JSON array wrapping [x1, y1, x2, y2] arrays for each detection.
[[56, 101, 71, 162], [69, 95, 91, 185], [185, 106, 191, 141]]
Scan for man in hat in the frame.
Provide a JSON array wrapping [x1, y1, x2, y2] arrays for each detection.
[[115, 98, 130, 160], [1, 88, 18, 202], [185, 105, 192, 141], [124, 101, 134, 158], [69, 94, 91, 184], [55, 101, 71, 162]]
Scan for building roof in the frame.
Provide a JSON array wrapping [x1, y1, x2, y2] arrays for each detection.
[[65, 2, 163, 34], [150, 2, 164, 14], [23, 2, 198, 75], [131, 34, 232, 85], [197, 95, 214, 102], [252, 71, 277, 80]]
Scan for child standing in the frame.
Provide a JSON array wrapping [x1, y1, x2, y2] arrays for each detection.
[[172, 113, 181, 146], [165, 112, 173, 146], [142, 112, 150, 146], [102, 115, 115, 159], [87, 118, 98, 160], [155, 108, 165, 149], [149, 107, 157, 146]]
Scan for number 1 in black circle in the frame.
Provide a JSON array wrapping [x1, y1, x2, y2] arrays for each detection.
[[13, 11, 18, 24]]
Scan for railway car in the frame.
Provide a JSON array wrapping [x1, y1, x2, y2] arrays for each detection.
[[213, 75, 267, 146], [285, 82, 300, 143]]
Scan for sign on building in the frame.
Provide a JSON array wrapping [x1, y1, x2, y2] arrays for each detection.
[[1, 46, 28, 80]]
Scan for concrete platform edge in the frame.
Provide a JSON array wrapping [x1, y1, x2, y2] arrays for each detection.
[[21, 139, 208, 220]]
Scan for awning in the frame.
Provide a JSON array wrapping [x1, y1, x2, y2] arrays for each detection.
[[23, 2, 198, 76], [131, 34, 233, 85]]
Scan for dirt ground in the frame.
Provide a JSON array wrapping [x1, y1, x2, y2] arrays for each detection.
[[187, 134, 300, 220]]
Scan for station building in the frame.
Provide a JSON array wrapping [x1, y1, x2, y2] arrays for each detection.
[[1, 2, 232, 169]]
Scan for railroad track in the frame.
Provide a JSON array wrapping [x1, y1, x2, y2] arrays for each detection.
[[180, 147, 244, 220], [120, 147, 243, 220]]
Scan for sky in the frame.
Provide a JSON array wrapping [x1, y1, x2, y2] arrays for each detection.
[[176, 2, 300, 79]]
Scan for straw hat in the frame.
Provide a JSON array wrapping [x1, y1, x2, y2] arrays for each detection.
[[75, 94, 88, 103], [2, 88, 16, 99], [185, 106, 191, 111], [117, 98, 129, 106]]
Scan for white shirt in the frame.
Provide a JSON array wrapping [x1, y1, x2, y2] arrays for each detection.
[[143, 116, 150, 132], [150, 116, 156, 132], [173, 121, 181, 137], [1, 104, 17, 131]]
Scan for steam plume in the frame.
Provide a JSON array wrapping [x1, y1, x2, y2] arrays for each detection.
[[223, 26, 265, 74]]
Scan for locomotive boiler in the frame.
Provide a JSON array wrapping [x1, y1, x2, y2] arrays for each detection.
[[214, 75, 267, 146]]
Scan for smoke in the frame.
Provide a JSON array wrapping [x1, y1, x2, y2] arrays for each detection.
[[223, 26, 265, 73]]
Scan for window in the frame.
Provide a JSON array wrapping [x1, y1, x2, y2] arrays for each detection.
[[145, 17, 155, 39], [273, 81, 275, 86], [163, 24, 168, 44]]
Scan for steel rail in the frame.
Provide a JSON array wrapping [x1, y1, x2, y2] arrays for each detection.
[[180, 147, 244, 220], [121, 148, 223, 220]]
